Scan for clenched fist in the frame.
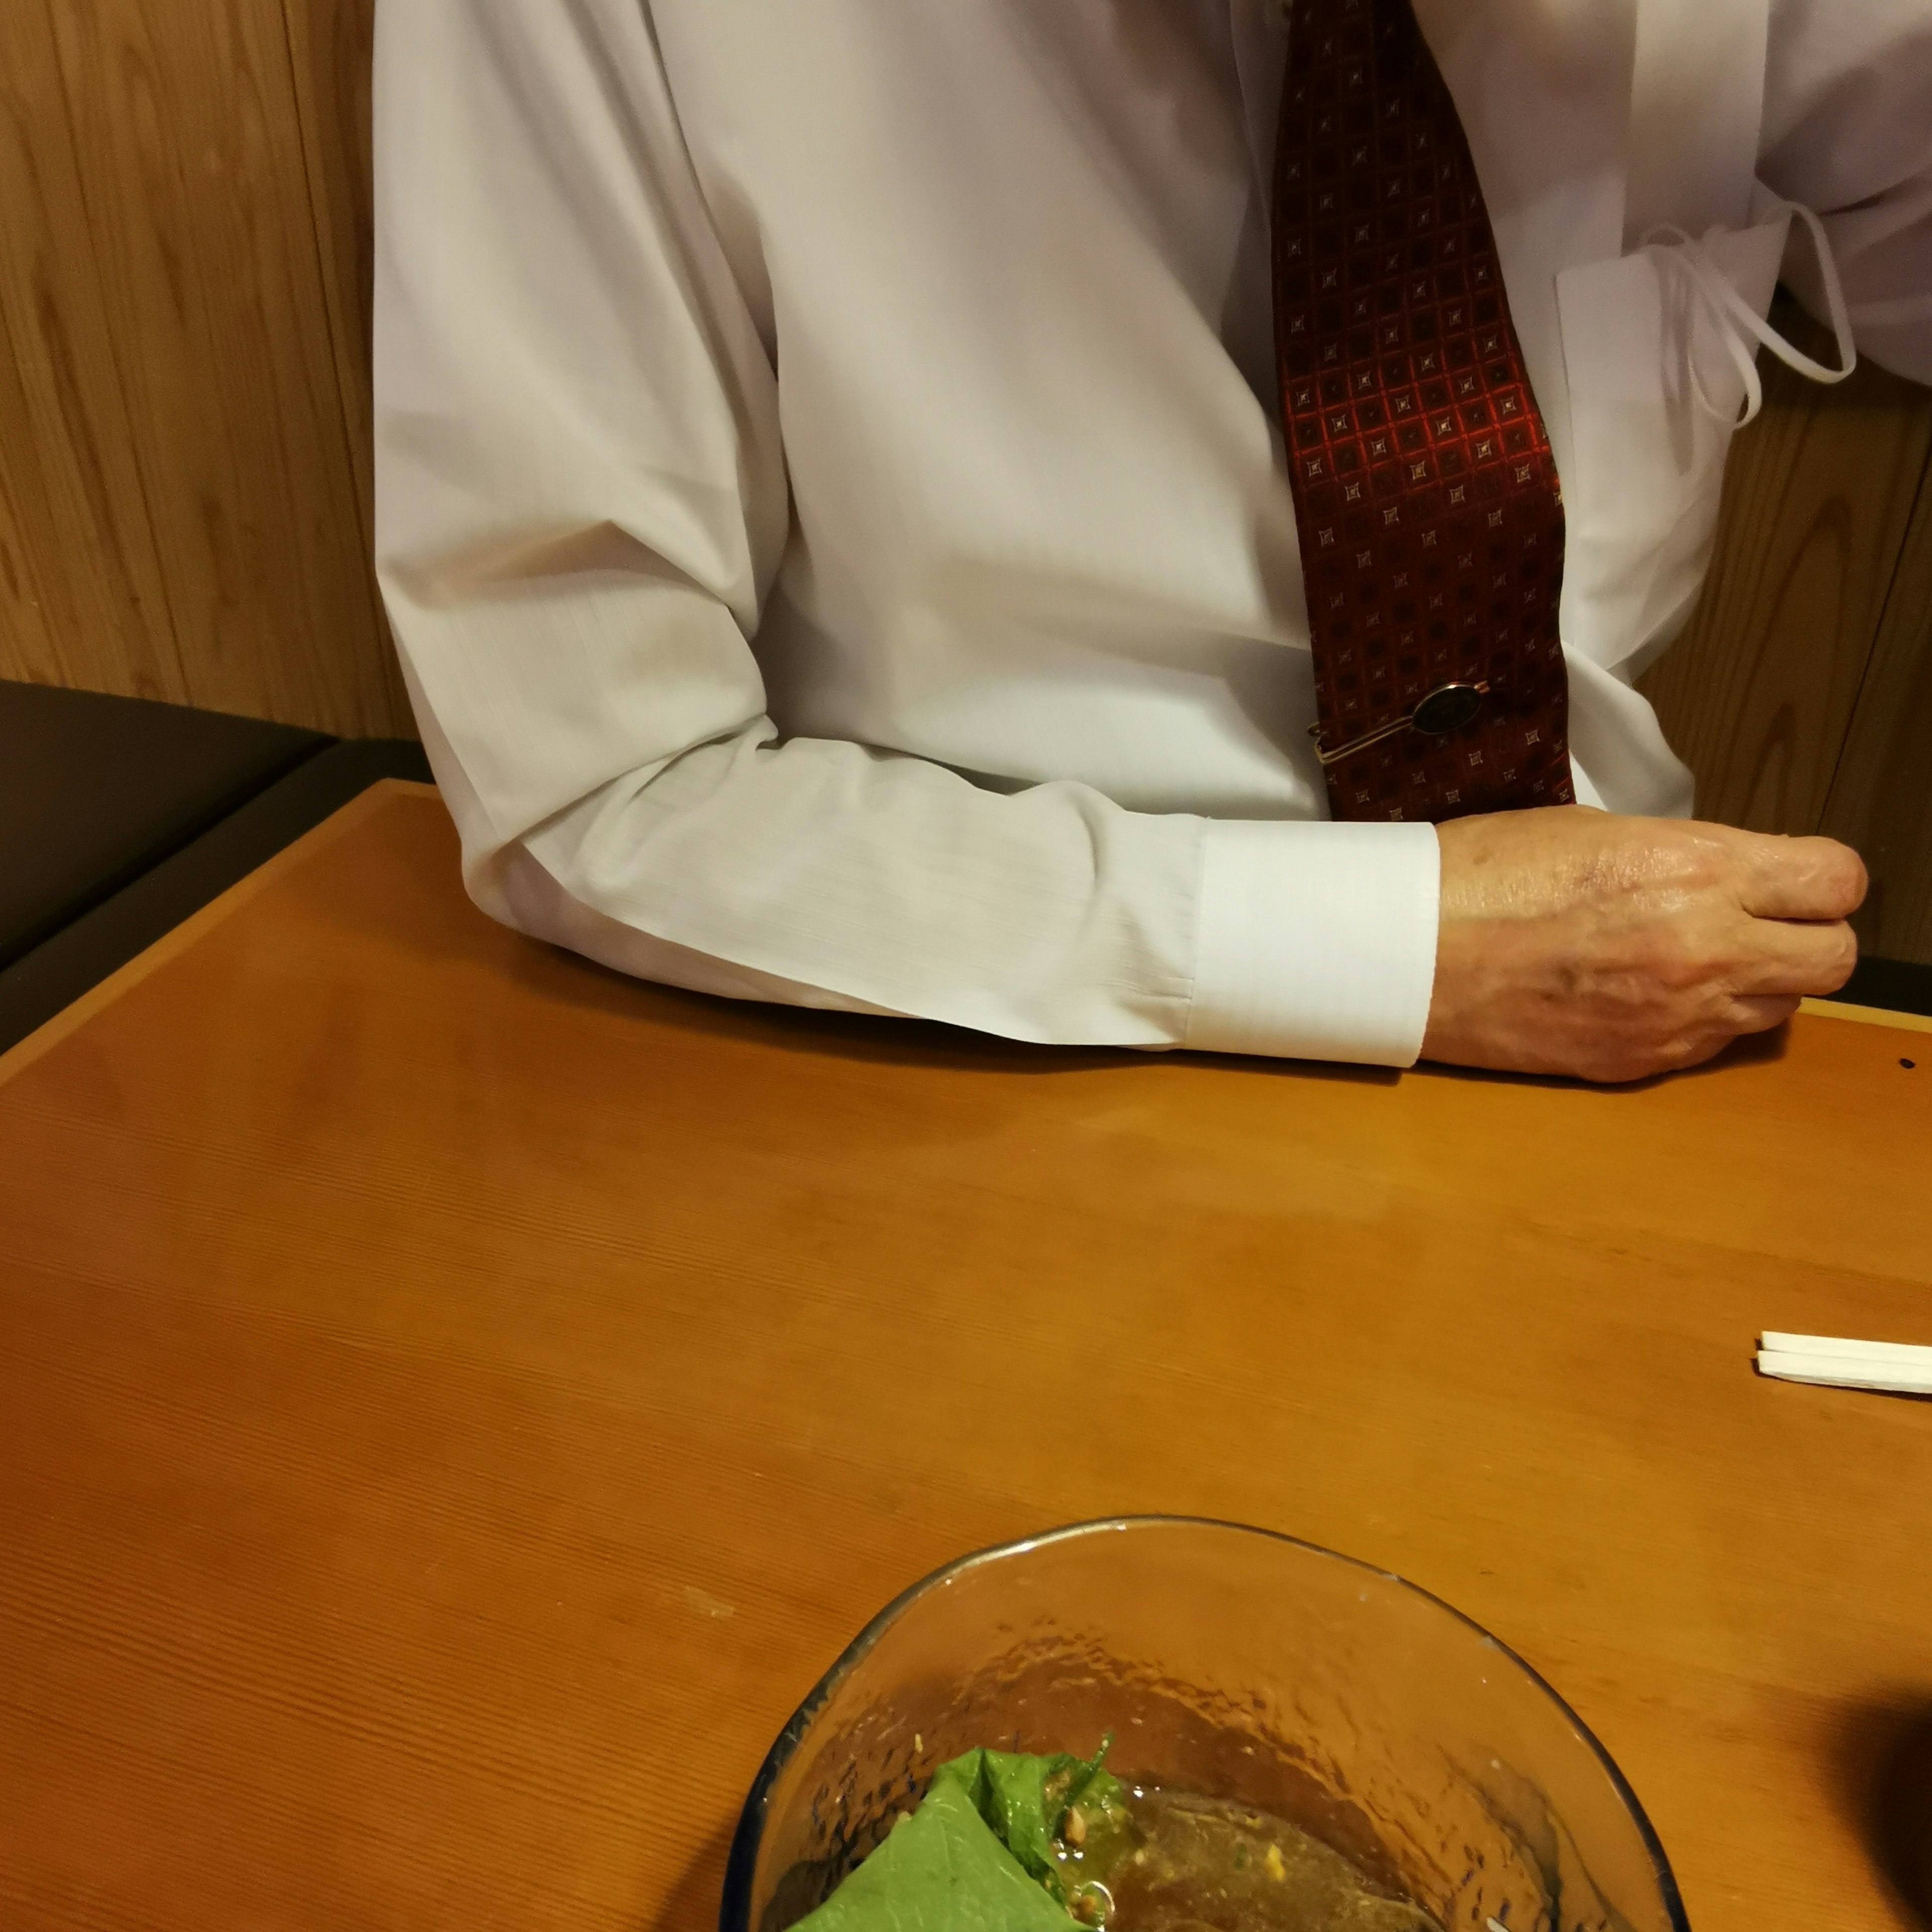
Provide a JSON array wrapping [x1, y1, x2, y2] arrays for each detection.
[[1422, 807, 1866, 1084]]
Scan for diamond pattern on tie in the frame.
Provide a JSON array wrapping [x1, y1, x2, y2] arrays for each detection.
[[1274, 0, 1574, 822]]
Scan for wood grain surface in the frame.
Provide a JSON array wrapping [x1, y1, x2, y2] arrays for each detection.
[[1638, 298, 1932, 842], [0, 2, 186, 701], [1822, 452, 1932, 966], [0, 0, 407, 736], [1, 784, 1927, 1932], [282, 0, 381, 623]]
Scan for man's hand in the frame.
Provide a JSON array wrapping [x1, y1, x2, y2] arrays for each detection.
[[1422, 807, 1866, 1083]]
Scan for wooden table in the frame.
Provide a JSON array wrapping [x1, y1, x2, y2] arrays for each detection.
[[3, 782, 1928, 1932]]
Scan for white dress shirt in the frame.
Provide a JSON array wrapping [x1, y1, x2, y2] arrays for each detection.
[[373, 0, 1931, 1066]]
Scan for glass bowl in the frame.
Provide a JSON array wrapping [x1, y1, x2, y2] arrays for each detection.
[[719, 1518, 1688, 1932]]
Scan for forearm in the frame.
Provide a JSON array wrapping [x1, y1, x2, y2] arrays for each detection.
[[407, 652, 1441, 1064]]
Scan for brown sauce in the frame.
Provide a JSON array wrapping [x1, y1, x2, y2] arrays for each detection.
[[1100, 1788, 1437, 1932]]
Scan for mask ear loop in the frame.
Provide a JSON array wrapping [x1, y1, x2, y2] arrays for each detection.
[[1642, 201, 1858, 427]]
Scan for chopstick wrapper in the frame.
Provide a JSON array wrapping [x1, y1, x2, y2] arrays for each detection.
[[1757, 1331, 1932, 1396]]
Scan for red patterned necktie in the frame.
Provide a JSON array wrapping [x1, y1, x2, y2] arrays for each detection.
[[1273, 0, 1574, 823]]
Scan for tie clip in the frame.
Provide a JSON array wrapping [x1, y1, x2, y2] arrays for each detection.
[[1310, 679, 1488, 767]]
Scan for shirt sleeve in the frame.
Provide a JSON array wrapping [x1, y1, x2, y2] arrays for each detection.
[[1759, 0, 1932, 383], [372, 0, 1442, 1068]]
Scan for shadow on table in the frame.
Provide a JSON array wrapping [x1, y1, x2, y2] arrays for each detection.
[[499, 913, 1806, 1096], [1415, 1017, 1792, 1093], [514, 942, 1408, 1086], [1833, 1693, 1932, 1929], [650, 1820, 736, 1932]]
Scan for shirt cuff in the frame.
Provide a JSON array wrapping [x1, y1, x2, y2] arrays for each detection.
[[1184, 819, 1442, 1066]]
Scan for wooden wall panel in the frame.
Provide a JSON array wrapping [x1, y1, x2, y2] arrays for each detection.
[[282, 0, 378, 567], [45, 0, 404, 735], [0, 0, 406, 737], [1638, 299, 1932, 840], [281, 0, 407, 734], [1821, 460, 1932, 963], [0, 4, 185, 701]]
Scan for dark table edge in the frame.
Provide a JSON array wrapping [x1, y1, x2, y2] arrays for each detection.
[[0, 741, 434, 1056], [0, 733, 330, 977], [1828, 955, 1932, 1021]]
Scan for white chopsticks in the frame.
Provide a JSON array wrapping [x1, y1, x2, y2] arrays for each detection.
[[1757, 1331, 1932, 1396]]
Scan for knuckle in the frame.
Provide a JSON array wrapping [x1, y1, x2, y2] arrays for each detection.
[[1577, 1025, 1682, 1086], [1662, 1027, 1730, 1074], [1683, 845, 1729, 893], [1641, 923, 1715, 991], [1655, 831, 1724, 897]]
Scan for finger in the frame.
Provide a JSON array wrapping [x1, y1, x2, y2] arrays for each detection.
[[1672, 995, 1799, 1069], [1726, 993, 1803, 1036], [1636, 1007, 1793, 1082], [1734, 833, 1868, 922], [1732, 916, 1860, 996]]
